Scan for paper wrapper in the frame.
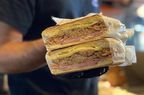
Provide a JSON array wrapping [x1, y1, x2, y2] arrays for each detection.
[[51, 13, 136, 67]]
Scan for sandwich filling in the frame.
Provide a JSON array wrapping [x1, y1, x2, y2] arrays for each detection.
[[48, 21, 107, 45], [48, 48, 112, 73], [53, 48, 111, 65], [48, 39, 110, 60]]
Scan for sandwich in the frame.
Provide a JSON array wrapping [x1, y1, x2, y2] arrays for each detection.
[[42, 14, 125, 50], [46, 38, 125, 75], [42, 13, 134, 75]]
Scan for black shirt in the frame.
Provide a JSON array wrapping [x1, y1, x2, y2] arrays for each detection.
[[0, 0, 99, 95]]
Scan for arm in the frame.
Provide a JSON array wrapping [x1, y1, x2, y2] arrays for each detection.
[[0, 22, 47, 74]]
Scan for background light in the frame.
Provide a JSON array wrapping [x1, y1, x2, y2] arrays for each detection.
[[137, 4, 144, 18]]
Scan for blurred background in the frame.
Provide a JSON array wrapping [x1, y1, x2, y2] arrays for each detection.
[[99, 0, 144, 95], [0, 0, 144, 95]]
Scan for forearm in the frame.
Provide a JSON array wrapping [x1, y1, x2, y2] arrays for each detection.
[[0, 39, 47, 73]]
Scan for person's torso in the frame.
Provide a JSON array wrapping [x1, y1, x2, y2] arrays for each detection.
[[9, 0, 99, 95]]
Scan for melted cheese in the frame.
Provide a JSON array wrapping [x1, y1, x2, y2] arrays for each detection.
[[48, 47, 101, 60], [48, 40, 109, 60]]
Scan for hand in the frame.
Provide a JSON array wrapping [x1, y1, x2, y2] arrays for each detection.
[[55, 67, 109, 79]]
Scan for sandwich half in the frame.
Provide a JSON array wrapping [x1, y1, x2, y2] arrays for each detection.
[[42, 14, 124, 50], [46, 38, 125, 75]]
